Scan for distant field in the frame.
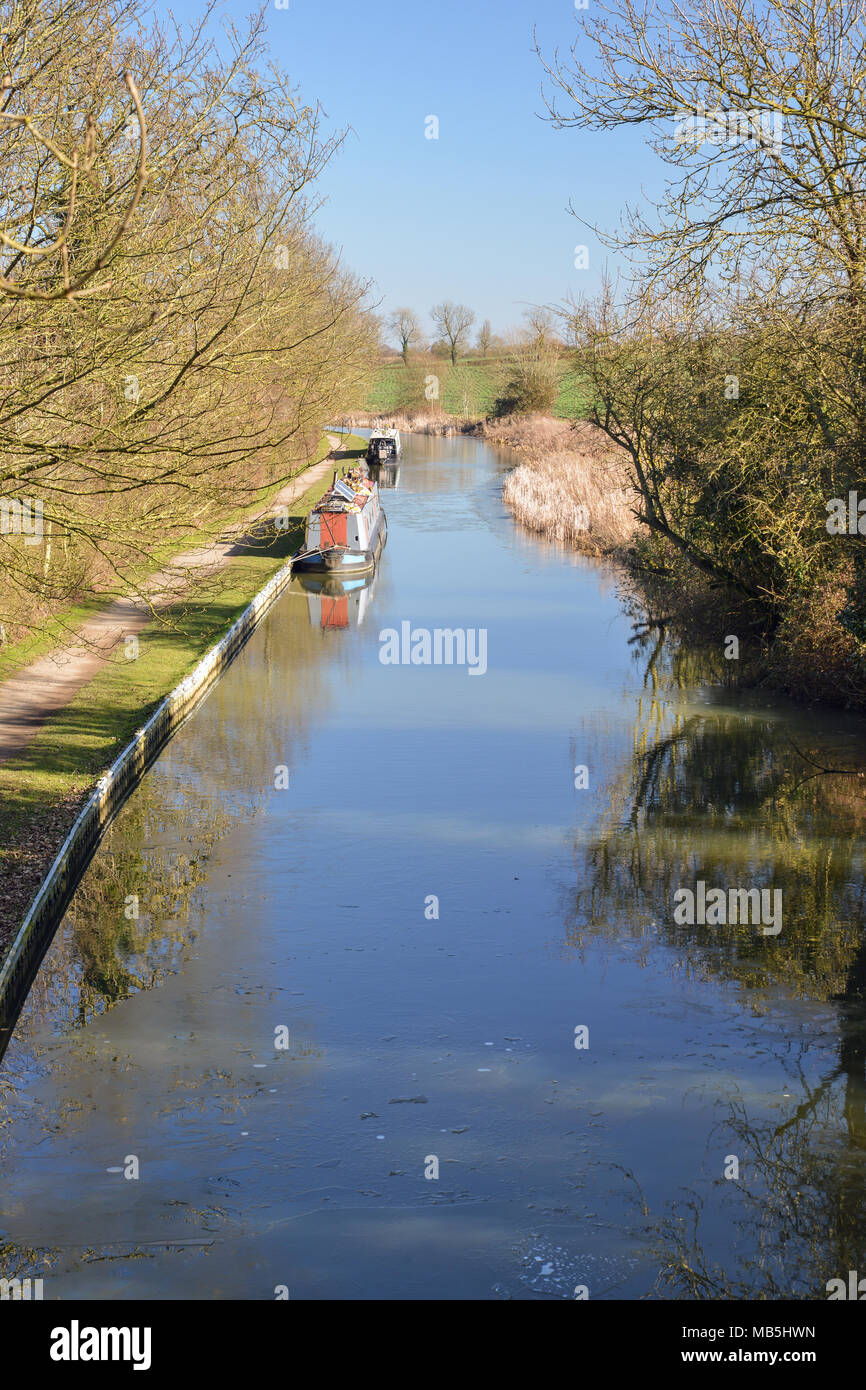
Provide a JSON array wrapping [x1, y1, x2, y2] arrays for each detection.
[[365, 357, 593, 420]]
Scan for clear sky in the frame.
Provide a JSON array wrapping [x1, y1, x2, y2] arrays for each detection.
[[155, 0, 662, 341]]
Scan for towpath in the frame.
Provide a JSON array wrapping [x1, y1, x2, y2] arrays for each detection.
[[0, 443, 340, 764]]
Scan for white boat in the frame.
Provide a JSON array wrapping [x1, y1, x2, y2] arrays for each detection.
[[292, 466, 387, 577], [366, 428, 401, 463]]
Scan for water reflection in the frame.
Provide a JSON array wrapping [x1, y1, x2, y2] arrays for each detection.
[[296, 571, 379, 631], [567, 630, 866, 1298], [367, 459, 400, 490], [1, 434, 865, 1300], [2, 582, 342, 1062]]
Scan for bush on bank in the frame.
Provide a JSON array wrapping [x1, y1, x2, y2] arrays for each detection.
[[535, 0, 866, 708]]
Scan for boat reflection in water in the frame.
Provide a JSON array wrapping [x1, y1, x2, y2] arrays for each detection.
[[366, 458, 400, 489], [295, 569, 378, 631]]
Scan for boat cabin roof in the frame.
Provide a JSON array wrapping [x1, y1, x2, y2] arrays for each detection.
[[312, 468, 376, 515]]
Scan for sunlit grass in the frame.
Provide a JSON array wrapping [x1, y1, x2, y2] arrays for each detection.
[[366, 358, 593, 420]]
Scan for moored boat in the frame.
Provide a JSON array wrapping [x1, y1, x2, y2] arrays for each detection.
[[292, 466, 387, 577], [366, 428, 401, 463]]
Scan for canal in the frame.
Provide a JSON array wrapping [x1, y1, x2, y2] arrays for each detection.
[[1, 433, 865, 1299]]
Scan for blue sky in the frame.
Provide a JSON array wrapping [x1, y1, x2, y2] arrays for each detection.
[[156, 0, 662, 341]]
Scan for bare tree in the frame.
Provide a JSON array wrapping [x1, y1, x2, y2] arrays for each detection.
[[430, 300, 475, 365], [0, 68, 147, 302], [537, 0, 866, 311], [0, 0, 377, 644], [535, 0, 866, 696], [387, 306, 423, 363], [477, 318, 492, 357], [523, 307, 563, 349]]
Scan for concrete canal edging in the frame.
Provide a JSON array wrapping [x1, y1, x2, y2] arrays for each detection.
[[0, 548, 299, 1046]]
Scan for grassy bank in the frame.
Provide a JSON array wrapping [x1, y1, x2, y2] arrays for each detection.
[[365, 356, 592, 420], [0, 434, 368, 956], [0, 433, 338, 682], [489, 416, 635, 554]]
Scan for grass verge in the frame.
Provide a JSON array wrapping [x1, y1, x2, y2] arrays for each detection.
[[0, 433, 338, 682], [0, 434, 368, 957]]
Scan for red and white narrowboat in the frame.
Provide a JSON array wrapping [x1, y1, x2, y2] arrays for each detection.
[[292, 467, 387, 578]]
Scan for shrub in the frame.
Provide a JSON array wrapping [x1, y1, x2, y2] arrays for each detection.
[[494, 345, 560, 416]]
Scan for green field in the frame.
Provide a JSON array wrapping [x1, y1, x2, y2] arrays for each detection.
[[365, 357, 592, 419]]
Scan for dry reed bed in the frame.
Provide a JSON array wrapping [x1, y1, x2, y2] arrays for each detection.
[[336, 409, 477, 437], [487, 416, 636, 554], [337, 409, 636, 554]]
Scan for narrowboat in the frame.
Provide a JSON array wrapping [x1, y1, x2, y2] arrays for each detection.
[[292, 467, 387, 578], [366, 428, 401, 463]]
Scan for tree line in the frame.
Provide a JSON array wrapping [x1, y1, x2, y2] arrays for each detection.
[[539, 0, 866, 704], [0, 0, 378, 647], [386, 304, 565, 364]]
